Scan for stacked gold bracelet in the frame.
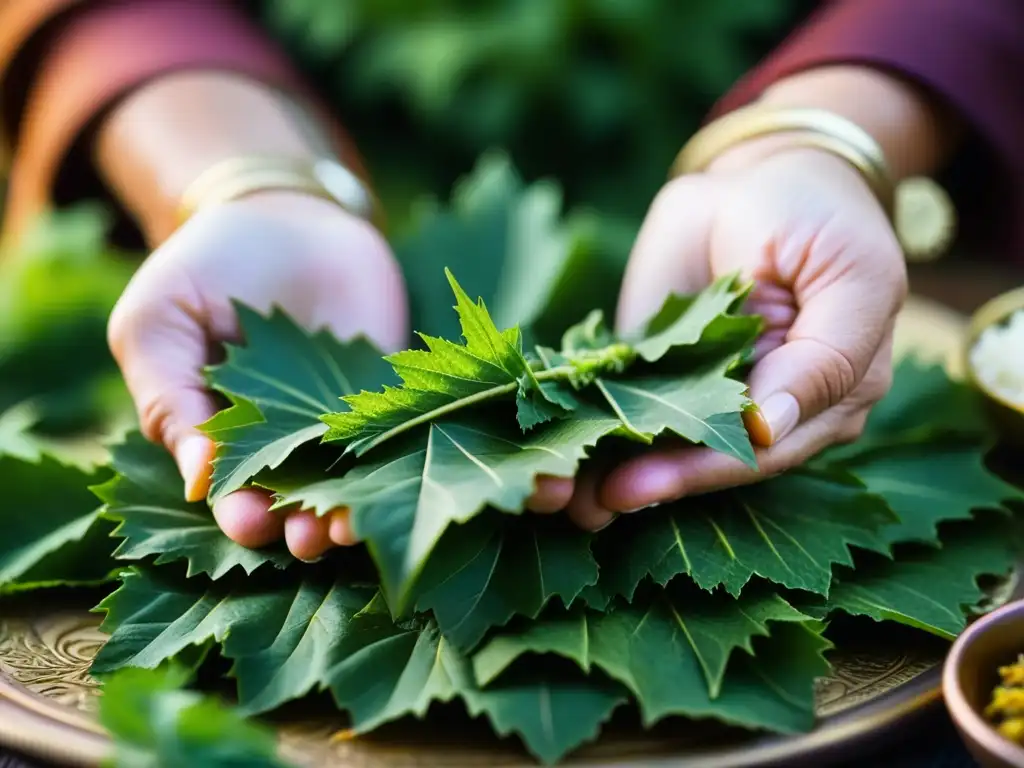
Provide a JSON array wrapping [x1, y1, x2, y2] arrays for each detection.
[[176, 155, 376, 228], [670, 105, 956, 260]]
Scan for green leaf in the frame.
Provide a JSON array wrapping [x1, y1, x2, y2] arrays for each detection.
[[838, 442, 1021, 546], [327, 607, 624, 765], [475, 589, 828, 732], [280, 407, 621, 610], [476, 582, 809, 699], [0, 403, 44, 461], [414, 512, 598, 651], [808, 514, 1018, 639], [0, 452, 116, 593], [93, 567, 376, 716], [323, 270, 573, 453], [203, 305, 393, 503], [594, 364, 754, 466], [593, 469, 897, 602], [99, 666, 288, 768], [96, 433, 292, 579], [393, 153, 622, 348], [96, 568, 621, 764], [631, 274, 760, 364]]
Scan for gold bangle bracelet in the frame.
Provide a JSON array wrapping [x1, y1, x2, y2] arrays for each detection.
[[670, 106, 955, 259], [176, 155, 375, 227], [671, 106, 896, 216]]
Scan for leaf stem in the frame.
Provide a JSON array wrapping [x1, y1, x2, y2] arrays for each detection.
[[354, 365, 578, 453]]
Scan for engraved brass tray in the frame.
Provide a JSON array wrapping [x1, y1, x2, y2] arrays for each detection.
[[0, 297, 986, 767]]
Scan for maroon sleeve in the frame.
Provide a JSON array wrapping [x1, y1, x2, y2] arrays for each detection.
[[1, 0, 365, 246], [713, 0, 1024, 256]]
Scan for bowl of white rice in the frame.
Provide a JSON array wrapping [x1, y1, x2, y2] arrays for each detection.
[[966, 286, 1024, 439]]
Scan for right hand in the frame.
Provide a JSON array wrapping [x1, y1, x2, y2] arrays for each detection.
[[107, 191, 409, 561]]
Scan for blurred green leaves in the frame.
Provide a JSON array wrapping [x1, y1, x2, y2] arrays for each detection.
[[257, 0, 806, 222]]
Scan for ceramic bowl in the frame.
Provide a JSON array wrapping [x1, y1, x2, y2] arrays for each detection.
[[944, 599, 1024, 767], [964, 287, 1024, 444]]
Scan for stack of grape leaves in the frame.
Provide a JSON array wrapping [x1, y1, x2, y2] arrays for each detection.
[[1, 158, 1022, 766]]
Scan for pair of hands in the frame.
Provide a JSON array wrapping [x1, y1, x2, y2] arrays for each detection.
[[107, 145, 907, 561]]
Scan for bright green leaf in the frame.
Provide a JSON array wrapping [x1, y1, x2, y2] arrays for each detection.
[[100, 666, 288, 768]]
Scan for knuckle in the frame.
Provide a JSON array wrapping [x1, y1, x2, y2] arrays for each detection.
[[650, 175, 703, 217], [807, 339, 860, 411], [835, 412, 869, 445]]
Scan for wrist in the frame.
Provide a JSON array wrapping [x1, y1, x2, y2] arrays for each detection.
[[755, 65, 962, 180], [96, 70, 334, 245]]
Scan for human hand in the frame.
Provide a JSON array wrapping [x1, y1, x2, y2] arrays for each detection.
[[548, 142, 908, 530], [107, 192, 409, 560]]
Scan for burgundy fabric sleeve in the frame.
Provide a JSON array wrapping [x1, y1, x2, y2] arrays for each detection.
[[712, 0, 1024, 257], [0, 0, 364, 244]]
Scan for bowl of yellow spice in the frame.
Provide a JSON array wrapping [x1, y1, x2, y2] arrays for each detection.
[[944, 599, 1024, 767]]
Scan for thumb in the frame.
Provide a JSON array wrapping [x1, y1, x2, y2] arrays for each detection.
[[746, 271, 901, 445], [108, 300, 219, 501]]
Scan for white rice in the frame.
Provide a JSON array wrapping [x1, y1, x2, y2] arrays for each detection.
[[970, 309, 1024, 407]]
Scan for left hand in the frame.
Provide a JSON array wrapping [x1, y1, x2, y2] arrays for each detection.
[[530, 141, 908, 530]]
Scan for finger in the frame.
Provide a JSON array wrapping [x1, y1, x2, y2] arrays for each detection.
[[212, 489, 285, 548], [328, 508, 358, 546], [599, 338, 892, 510], [108, 294, 219, 501], [600, 403, 868, 510], [749, 309, 898, 445], [614, 175, 717, 335], [526, 475, 575, 514], [284, 509, 335, 562], [565, 468, 618, 532]]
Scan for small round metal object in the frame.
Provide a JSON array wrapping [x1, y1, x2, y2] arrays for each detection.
[[895, 177, 957, 262]]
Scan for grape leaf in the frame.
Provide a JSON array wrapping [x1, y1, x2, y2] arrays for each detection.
[[393, 153, 623, 349], [203, 305, 393, 503], [475, 582, 809, 698], [326, 603, 625, 765], [592, 469, 896, 602], [0, 452, 116, 593], [805, 514, 1018, 639], [279, 407, 622, 610], [96, 568, 622, 764], [323, 270, 573, 453], [413, 512, 598, 651], [93, 566, 377, 717], [631, 274, 760, 364], [821, 358, 989, 464], [474, 593, 829, 732], [594, 365, 754, 467], [96, 433, 292, 579], [836, 442, 1022, 547], [100, 666, 289, 768], [0, 403, 45, 461]]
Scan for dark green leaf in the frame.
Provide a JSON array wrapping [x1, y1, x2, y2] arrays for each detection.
[[840, 442, 1021, 546], [280, 407, 621, 610], [807, 514, 1018, 639], [96, 433, 291, 579], [593, 469, 896, 602], [203, 305, 393, 503], [414, 513, 598, 651], [0, 452, 116, 593]]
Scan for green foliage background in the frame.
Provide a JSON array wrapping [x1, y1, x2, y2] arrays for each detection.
[[254, 0, 812, 226]]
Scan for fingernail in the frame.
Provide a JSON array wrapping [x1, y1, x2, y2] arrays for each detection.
[[622, 502, 660, 514], [758, 392, 801, 444], [177, 435, 214, 502], [593, 513, 620, 532], [297, 555, 326, 564]]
